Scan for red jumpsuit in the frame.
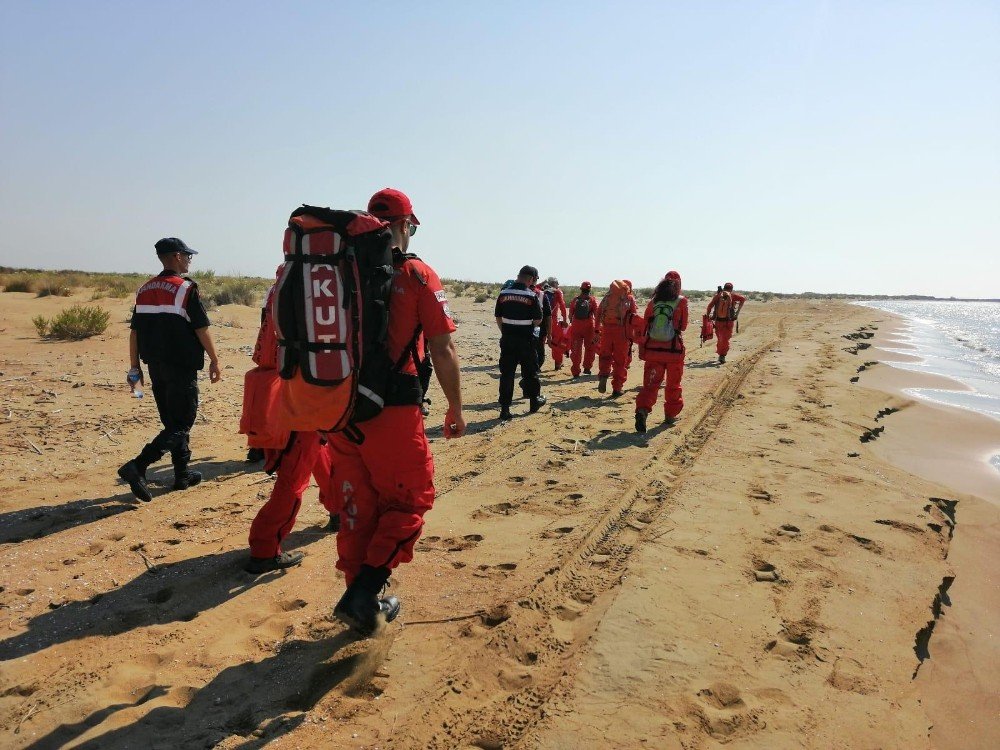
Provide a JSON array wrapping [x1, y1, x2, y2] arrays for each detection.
[[549, 321, 570, 368], [706, 291, 746, 357], [246, 282, 341, 558], [635, 296, 689, 419], [329, 256, 455, 586], [597, 292, 638, 392], [550, 287, 568, 323], [569, 295, 600, 376]]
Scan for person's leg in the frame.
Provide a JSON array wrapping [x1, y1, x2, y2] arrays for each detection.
[[583, 324, 597, 372], [664, 353, 685, 419], [519, 338, 542, 403], [716, 321, 732, 357], [611, 328, 629, 393], [248, 432, 317, 558], [498, 338, 517, 407], [636, 361, 665, 412], [166, 369, 199, 488], [330, 434, 380, 587], [313, 435, 340, 515], [569, 326, 584, 376], [359, 407, 436, 573]]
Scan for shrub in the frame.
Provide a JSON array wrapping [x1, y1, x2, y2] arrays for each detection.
[[4, 276, 33, 293], [35, 277, 73, 297], [206, 277, 265, 307], [474, 293, 489, 303], [37, 305, 111, 340]]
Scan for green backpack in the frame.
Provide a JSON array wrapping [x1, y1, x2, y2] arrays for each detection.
[[647, 300, 678, 342]]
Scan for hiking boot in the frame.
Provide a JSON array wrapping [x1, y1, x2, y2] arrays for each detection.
[[246, 447, 265, 463], [718, 355, 726, 364], [529, 395, 547, 413], [554, 362, 562, 370], [173, 470, 202, 491], [117, 461, 152, 503], [664, 415, 678, 427], [635, 411, 648, 434], [598, 375, 608, 393], [334, 565, 398, 638], [571, 374, 580, 379], [244, 550, 304, 574], [499, 406, 513, 421], [583, 369, 592, 375], [327, 513, 341, 533], [420, 403, 431, 417], [610, 390, 624, 398]]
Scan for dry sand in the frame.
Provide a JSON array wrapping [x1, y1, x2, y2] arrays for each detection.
[[0, 290, 997, 749]]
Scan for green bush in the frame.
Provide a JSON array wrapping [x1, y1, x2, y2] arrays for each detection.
[[35, 277, 73, 297], [474, 293, 489, 303], [35, 305, 111, 340], [4, 275, 34, 293], [205, 277, 267, 307]]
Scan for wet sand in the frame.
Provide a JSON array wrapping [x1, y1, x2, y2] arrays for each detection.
[[0, 291, 996, 748]]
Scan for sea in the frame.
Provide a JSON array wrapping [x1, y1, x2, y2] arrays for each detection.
[[857, 300, 1000, 471]]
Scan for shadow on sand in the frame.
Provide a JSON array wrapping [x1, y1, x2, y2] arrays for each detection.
[[0, 529, 327, 662]]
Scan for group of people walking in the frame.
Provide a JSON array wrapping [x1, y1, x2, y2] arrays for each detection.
[[115, 187, 745, 639], [494, 270, 746, 434]]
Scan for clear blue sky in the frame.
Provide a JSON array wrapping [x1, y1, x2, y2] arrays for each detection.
[[1, 1, 997, 296]]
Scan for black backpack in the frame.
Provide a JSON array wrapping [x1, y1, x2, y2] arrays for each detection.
[[573, 295, 591, 321]]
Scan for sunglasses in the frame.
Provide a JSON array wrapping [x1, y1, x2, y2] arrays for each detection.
[[405, 222, 417, 237]]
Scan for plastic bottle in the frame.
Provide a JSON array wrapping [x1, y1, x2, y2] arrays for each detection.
[[128, 369, 144, 399]]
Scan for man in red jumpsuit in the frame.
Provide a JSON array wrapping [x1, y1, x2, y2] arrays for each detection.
[[544, 278, 569, 370], [569, 281, 600, 378], [243, 279, 342, 574], [705, 282, 746, 364], [597, 279, 638, 398], [635, 271, 688, 433], [330, 188, 465, 637]]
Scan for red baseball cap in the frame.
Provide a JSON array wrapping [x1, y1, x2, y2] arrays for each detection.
[[723, 282, 734, 290], [581, 280, 592, 290], [367, 188, 420, 225]]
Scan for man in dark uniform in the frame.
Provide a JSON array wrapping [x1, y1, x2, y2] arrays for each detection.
[[117, 238, 222, 502], [495, 265, 546, 421], [531, 277, 553, 369]]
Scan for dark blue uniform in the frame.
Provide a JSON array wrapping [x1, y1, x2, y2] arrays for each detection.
[[494, 283, 542, 407]]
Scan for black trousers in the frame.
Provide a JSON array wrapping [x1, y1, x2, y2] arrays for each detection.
[[535, 320, 549, 368], [136, 363, 199, 471], [500, 335, 540, 406]]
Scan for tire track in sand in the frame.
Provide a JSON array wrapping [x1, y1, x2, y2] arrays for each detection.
[[391, 324, 785, 749]]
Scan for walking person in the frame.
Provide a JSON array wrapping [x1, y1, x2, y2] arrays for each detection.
[[596, 279, 638, 397], [569, 281, 600, 378], [634, 271, 688, 433], [241, 275, 342, 574], [530, 277, 553, 370], [705, 282, 747, 363], [495, 265, 546, 421], [329, 188, 466, 637], [117, 238, 221, 502]]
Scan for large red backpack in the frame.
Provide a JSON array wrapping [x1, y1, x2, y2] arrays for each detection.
[[270, 205, 408, 437]]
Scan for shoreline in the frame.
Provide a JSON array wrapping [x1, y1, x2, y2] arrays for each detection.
[[858, 311, 1000, 749]]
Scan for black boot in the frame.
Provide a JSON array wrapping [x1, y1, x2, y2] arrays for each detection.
[[172, 453, 202, 491], [117, 460, 152, 502], [635, 410, 648, 434], [499, 405, 513, 421], [718, 354, 726, 364], [327, 513, 341, 533], [334, 565, 400, 637], [598, 375, 608, 393], [246, 447, 265, 463], [529, 395, 547, 413]]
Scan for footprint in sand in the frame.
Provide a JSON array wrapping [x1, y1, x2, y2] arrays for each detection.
[[541, 526, 574, 539], [776, 524, 801, 538], [751, 560, 780, 582], [107, 532, 126, 542], [474, 562, 517, 579], [698, 682, 745, 709]]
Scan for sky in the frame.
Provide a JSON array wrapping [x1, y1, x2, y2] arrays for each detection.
[[1, 1, 998, 297]]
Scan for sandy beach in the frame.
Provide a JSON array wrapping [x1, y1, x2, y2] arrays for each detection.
[[0, 290, 997, 749]]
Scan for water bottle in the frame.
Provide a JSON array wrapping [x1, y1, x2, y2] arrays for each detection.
[[128, 369, 144, 399], [533, 325, 541, 338]]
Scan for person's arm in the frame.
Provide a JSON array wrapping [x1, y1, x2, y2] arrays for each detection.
[[677, 298, 689, 332], [495, 316, 504, 332], [428, 332, 465, 438], [195, 328, 222, 382], [706, 294, 718, 317], [127, 329, 143, 388], [557, 290, 568, 322]]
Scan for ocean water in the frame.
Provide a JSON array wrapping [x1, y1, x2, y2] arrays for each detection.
[[856, 300, 1000, 423]]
